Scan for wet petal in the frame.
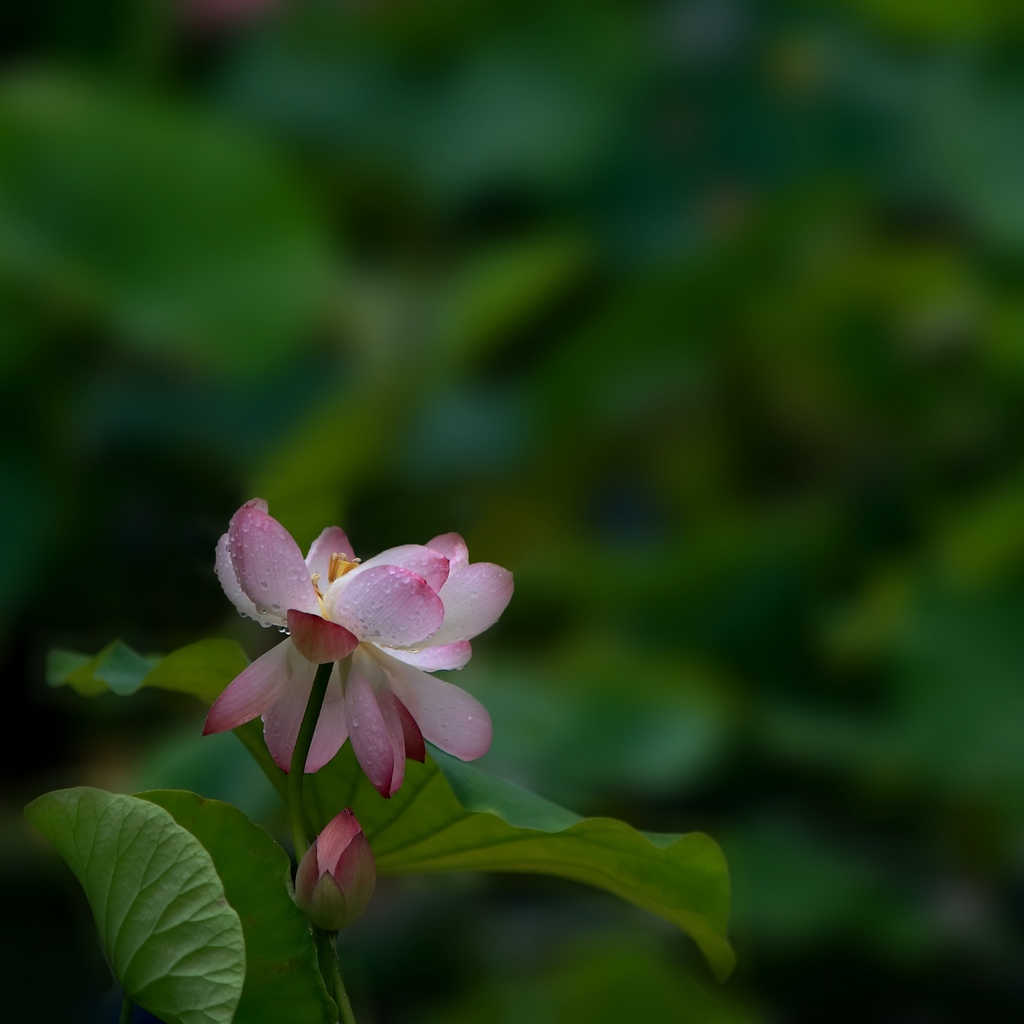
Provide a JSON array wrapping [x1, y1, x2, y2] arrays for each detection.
[[306, 526, 355, 581], [426, 532, 469, 571], [428, 562, 514, 645], [344, 648, 406, 797], [357, 544, 449, 593], [287, 609, 359, 664], [215, 532, 280, 628], [384, 640, 472, 672], [204, 640, 302, 735], [228, 500, 320, 619], [324, 566, 444, 647], [262, 657, 317, 772], [378, 651, 492, 761]]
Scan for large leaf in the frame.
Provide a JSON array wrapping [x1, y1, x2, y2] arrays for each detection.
[[141, 640, 251, 705], [46, 641, 161, 697], [141, 790, 337, 1024], [303, 746, 735, 982], [47, 638, 247, 704], [24, 788, 245, 1024]]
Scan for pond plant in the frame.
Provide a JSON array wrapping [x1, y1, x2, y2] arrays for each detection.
[[27, 500, 732, 1023]]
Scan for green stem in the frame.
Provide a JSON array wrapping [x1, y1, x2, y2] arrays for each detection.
[[316, 929, 357, 1024], [119, 993, 134, 1024], [330, 947, 357, 1024], [288, 661, 336, 859]]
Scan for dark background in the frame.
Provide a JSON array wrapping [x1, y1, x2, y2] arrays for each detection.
[[3, 1, 1024, 1021]]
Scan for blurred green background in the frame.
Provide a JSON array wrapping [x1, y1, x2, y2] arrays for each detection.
[[3, 0, 1024, 1021]]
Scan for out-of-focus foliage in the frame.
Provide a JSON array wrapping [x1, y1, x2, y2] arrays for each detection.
[[0, 74, 328, 373], [4, 0, 1024, 1021]]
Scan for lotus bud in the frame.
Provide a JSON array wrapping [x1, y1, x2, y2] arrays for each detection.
[[295, 809, 376, 931]]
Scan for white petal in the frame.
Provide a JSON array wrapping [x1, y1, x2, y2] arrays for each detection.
[[204, 640, 305, 735], [428, 562, 514, 645], [262, 659, 316, 772], [377, 650, 492, 761], [215, 532, 281, 628], [356, 544, 449, 593], [228, 500, 321, 619], [383, 641, 472, 671], [324, 565, 445, 646], [427, 533, 469, 571], [344, 648, 406, 796], [306, 526, 355, 581]]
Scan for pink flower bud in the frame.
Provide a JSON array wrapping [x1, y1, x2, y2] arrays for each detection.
[[295, 809, 376, 931]]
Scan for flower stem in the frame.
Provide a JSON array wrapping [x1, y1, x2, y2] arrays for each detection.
[[119, 993, 134, 1024], [316, 929, 357, 1024], [285, 658, 359, 1024], [331, 945, 357, 1024], [287, 660, 335, 858]]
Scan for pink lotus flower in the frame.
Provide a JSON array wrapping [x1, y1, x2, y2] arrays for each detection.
[[294, 809, 376, 932], [204, 499, 513, 796]]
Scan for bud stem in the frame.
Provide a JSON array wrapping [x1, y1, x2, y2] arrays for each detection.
[[287, 659, 360, 1023], [317, 929, 357, 1024], [288, 660, 336, 858]]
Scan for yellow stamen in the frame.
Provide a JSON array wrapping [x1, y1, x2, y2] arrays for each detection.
[[310, 572, 328, 616], [328, 552, 360, 584]]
